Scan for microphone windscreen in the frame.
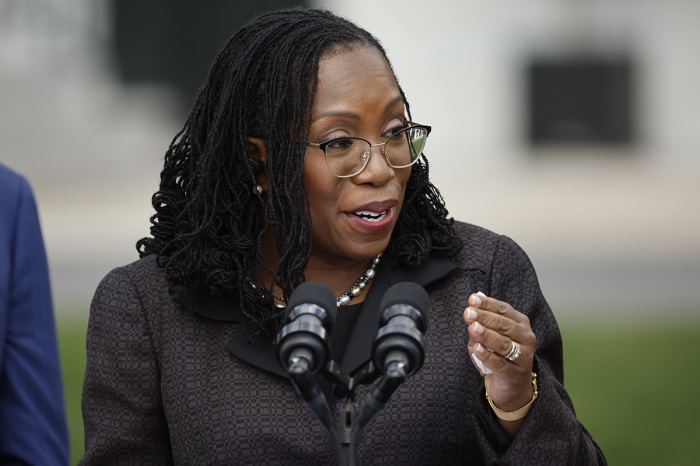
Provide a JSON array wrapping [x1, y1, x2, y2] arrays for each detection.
[[379, 282, 430, 323], [285, 281, 338, 325]]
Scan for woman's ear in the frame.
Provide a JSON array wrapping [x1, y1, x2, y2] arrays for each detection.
[[247, 137, 268, 192]]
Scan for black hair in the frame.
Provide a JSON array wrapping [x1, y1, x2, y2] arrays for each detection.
[[137, 8, 462, 335]]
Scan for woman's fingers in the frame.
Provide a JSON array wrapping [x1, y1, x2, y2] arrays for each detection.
[[464, 292, 536, 371], [469, 322, 520, 359], [465, 293, 537, 410], [469, 292, 525, 325]]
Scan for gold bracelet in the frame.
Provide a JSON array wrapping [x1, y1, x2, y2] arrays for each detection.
[[485, 372, 538, 421]]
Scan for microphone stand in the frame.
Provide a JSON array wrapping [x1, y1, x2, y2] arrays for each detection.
[[287, 357, 336, 430], [335, 361, 407, 466], [280, 282, 429, 465], [286, 359, 407, 466]]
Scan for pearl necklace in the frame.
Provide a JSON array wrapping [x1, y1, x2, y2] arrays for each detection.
[[265, 253, 382, 308]]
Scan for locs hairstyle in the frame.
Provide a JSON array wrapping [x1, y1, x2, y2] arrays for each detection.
[[137, 8, 461, 335]]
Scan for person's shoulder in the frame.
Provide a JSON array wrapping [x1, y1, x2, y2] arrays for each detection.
[[450, 220, 523, 271], [0, 163, 30, 215], [0, 164, 39, 257], [0, 162, 22, 186], [452, 220, 503, 244], [105, 253, 163, 280], [451, 220, 536, 275], [91, 255, 176, 327], [96, 254, 166, 295]]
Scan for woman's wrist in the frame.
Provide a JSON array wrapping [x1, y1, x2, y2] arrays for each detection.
[[485, 372, 538, 421]]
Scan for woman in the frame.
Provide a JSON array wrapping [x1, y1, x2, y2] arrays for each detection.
[[81, 8, 605, 464]]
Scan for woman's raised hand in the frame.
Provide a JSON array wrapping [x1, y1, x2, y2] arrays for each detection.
[[464, 293, 536, 416]]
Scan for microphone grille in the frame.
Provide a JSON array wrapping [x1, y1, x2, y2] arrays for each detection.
[[379, 282, 430, 323], [285, 281, 338, 325]]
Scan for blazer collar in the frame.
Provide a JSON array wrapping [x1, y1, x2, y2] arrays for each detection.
[[172, 252, 456, 379]]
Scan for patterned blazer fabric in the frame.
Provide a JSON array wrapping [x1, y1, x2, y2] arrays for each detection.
[[81, 221, 606, 464]]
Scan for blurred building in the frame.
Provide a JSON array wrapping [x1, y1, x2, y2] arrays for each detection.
[[1, 0, 698, 321], [111, 0, 306, 107]]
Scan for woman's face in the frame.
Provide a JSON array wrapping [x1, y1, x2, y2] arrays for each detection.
[[304, 46, 411, 266]]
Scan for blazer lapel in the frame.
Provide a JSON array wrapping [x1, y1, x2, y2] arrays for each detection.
[[171, 252, 456, 380], [172, 281, 288, 377], [171, 280, 242, 322]]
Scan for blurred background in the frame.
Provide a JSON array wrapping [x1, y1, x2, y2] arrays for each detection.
[[1, 0, 698, 463]]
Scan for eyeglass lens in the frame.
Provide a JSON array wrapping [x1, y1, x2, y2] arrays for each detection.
[[325, 126, 429, 177]]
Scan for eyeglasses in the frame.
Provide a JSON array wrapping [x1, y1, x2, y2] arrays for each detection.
[[306, 122, 431, 178]]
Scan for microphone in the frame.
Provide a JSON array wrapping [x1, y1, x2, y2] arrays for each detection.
[[276, 281, 338, 430], [372, 281, 430, 378], [277, 281, 337, 374], [356, 282, 430, 429]]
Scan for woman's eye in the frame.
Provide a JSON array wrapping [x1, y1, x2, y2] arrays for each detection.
[[326, 138, 356, 151], [384, 123, 408, 139]]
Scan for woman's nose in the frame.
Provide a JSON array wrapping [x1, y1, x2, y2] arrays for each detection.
[[354, 143, 394, 185]]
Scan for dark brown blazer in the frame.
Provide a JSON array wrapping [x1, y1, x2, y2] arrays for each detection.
[[80, 221, 606, 464]]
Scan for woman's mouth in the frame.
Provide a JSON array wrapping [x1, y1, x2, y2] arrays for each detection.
[[346, 205, 395, 233], [353, 210, 388, 222]]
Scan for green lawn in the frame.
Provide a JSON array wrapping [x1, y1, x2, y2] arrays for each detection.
[[561, 324, 700, 465], [57, 319, 88, 465], [58, 317, 700, 465]]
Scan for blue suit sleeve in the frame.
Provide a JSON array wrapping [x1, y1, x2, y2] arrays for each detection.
[[0, 166, 69, 465]]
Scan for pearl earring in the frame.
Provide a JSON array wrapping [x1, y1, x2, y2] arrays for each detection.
[[255, 184, 263, 195]]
